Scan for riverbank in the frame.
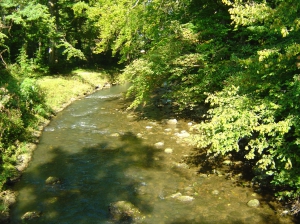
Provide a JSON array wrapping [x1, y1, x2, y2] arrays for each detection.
[[0, 69, 113, 223]]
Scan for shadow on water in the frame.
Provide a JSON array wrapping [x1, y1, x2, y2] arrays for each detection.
[[11, 132, 162, 223]]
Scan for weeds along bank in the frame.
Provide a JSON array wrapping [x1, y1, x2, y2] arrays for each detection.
[[0, 68, 110, 221]]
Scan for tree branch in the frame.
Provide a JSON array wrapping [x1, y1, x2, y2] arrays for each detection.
[[0, 49, 8, 68], [132, 0, 140, 9]]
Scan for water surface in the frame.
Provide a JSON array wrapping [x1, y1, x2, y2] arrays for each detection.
[[10, 85, 295, 223]]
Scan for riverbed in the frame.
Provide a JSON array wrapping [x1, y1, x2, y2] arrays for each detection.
[[10, 85, 295, 223]]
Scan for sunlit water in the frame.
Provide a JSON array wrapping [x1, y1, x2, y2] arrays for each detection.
[[10, 85, 295, 223]]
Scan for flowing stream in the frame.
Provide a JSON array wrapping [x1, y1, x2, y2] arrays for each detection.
[[10, 85, 295, 223]]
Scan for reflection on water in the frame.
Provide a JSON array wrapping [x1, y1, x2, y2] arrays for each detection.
[[10, 85, 295, 223]]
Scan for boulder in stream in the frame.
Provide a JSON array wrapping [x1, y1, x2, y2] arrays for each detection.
[[45, 176, 60, 185], [247, 199, 260, 207], [21, 211, 42, 220], [109, 200, 144, 223], [167, 119, 178, 125], [169, 192, 195, 202]]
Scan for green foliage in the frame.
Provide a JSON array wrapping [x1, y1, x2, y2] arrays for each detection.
[[57, 39, 87, 61], [12, 47, 49, 76], [0, 85, 24, 190], [188, 0, 300, 202], [0, 71, 50, 191], [122, 58, 155, 109], [0, 88, 24, 147], [19, 78, 47, 114], [191, 85, 291, 165]]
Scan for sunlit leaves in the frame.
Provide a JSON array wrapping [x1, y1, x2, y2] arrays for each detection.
[[192, 85, 292, 172], [223, 0, 300, 38], [58, 39, 87, 61]]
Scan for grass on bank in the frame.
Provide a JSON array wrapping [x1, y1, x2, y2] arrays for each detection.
[[37, 69, 110, 111]]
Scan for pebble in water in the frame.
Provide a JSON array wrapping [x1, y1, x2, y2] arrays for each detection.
[[167, 119, 178, 125], [164, 148, 173, 154], [247, 199, 260, 207], [212, 190, 220, 195], [154, 142, 164, 148]]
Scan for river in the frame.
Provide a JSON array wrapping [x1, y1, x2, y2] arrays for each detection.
[[10, 85, 295, 223]]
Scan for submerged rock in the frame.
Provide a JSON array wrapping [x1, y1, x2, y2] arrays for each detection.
[[175, 130, 190, 138], [164, 148, 173, 154], [109, 201, 144, 223], [173, 162, 189, 169], [169, 192, 195, 202], [211, 190, 220, 195], [167, 119, 178, 125], [45, 176, 60, 185], [21, 211, 42, 220], [247, 199, 260, 207], [154, 142, 164, 148], [177, 195, 195, 202], [110, 132, 120, 137], [170, 192, 182, 198]]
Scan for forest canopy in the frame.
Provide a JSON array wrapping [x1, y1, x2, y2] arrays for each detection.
[[1, 0, 300, 212]]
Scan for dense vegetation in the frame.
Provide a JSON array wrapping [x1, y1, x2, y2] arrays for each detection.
[[1, 0, 300, 215]]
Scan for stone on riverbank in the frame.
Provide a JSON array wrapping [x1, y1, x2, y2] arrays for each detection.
[[0, 190, 16, 223], [0, 190, 16, 207], [0, 212, 9, 224]]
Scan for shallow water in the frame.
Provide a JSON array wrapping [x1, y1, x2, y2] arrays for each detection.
[[10, 85, 295, 223]]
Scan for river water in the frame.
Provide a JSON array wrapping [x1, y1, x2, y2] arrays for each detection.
[[10, 85, 295, 223]]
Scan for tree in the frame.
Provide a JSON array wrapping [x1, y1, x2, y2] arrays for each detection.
[[191, 0, 300, 202]]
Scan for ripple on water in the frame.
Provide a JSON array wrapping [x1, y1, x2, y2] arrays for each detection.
[[85, 94, 121, 99], [44, 127, 55, 132]]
